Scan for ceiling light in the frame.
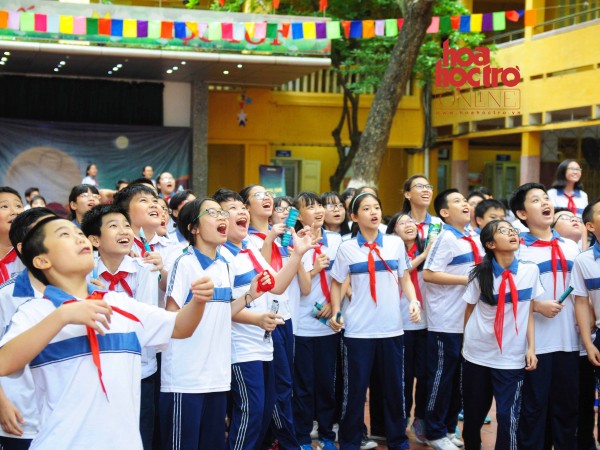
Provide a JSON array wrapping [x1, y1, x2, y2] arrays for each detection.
[[166, 69, 173, 74], [223, 70, 229, 75], [113, 67, 118, 71], [1, 57, 6, 62], [54, 68, 59, 72], [237, 64, 243, 69], [59, 61, 65, 65], [172, 66, 178, 71], [3, 52, 10, 56], [116, 64, 123, 68], [0, 62, 5, 66], [181, 61, 186, 65], [108, 71, 112, 74]]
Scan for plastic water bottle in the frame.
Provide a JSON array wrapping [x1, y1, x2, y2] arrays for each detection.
[[426, 222, 442, 246], [281, 208, 300, 247], [311, 302, 329, 325], [263, 300, 279, 342]]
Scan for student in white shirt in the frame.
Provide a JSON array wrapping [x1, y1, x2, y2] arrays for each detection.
[[547, 159, 588, 218], [0, 187, 25, 284], [510, 183, 581, 449], [401, 174, 443, 242], [0, 207, 55, 450], [213, 188, 314, 450], [462, 219, 540, 449], [81, 204, 161, 450], [81, 163, 99, 187], [0, 216, 214, 450], [159, 198, 271, 450], [68, 185, 100, 229], [328, 192, 420, 450], [423, 189, 483, 450]]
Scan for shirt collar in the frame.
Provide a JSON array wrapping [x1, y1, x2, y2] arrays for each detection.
[[192, 246, 227, 270], [444, 224, 468, 239], [223, 240, 246, 257], [593, 242, 600, 260], [492, 257, 519, 277], [557, 188, 581, 198], [320, 228, 329, 247], [356, 230, 383, 247], [43, 284, 99, 308], [98, 255, 137, 276], [520, 230, 564, 246], [13, 269, 34, 298]]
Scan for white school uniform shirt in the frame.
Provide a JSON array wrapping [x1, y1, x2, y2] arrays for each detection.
[[423, 224, 483, 334], [517, 230, 580, 354], [0, 286, 177, 450], [462, 258, 544, 370], [408, 211, 444, 242], [402, 244, 427, 331], [247, 226, 292, 321], [95, 256, 159, 379], [571, 243, 600, 330], [547, 188, 588, 217], [0, 249, 26, 282], [0, 270, 42, 440], [330, 231, 408, 338], [221, 240, 273, 364], [160, 248, 233, 393], [297, 230, 342, 337]]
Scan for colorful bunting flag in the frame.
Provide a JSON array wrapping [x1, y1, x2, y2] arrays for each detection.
[[349, 20, 362, 38], [506, 10, 520, 22], [451, 16, 460, 30], [375, 19, 385, 36], [291, 22, 303, 39], [111, 19, 123, 37], [341, 21, 350, 38], [440, 16, 451, 33], [245, 21, 255, 38], [319, 0, 327, 12], [266, 22, 278, 38], [0, 11, 7, 29], [222, 22, 233, 40], [326, 21, 340, 39], [20, 12, 34, 32], [482, 13, 493, 31], [137, 20, 148, 37], [493, 11, 506, 30], [47, 15, 59, 33], [385, 18, 398, 37], [316, 22, 327, 39], [8, 12, 20, 30], [148, 20, 161, 39], [459, 15, 470, 32], [86, 17, 98, 35], [397, 18, 404, 30], [524, 9, 537, 27], [470, 14, 482, 32], [161, 20, 173, 39], [59, 15, 74, 34], [73, 16, 86, 35], [426, 16, 439, 33], [281, 23, 290, 38], [123, 19, 136, 37], [233, 22, 245, 40], [174, 21, 187, 39], [303, 22, 316, 39], [363, 20, 374, 38], [255, 21, 266, 39]]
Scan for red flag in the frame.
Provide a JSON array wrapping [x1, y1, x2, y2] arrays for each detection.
[[506, 10, 520, 22], [319, 0, 328, 12], [273, 0, 280, 8], [341, 21, 351, 38]]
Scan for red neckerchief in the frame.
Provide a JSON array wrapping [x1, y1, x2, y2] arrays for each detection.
[[416, 222, 427, 241], [462, 235, 482, 264], [240, 247, 264, 274], [313, 244, 331, 303], [101, 271, 133, 297], [530, 238, 568, 298], [249, 231, 283, 271], [563, 193, 577, 215], [406, 243, 423, 307], [364, 242, 398, 304], [62, 291, 142, 398], [0, 248, 17, 283], [133, 237, 154, 257], [495, 270, 519, 352]]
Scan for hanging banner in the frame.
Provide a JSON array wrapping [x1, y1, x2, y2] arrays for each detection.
[[0, 118, 190, 215]]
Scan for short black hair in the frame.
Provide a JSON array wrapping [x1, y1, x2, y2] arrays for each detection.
[[0, 186, 22, 203], [115, 179, 129, 190], [467, 190, 486, 202], [508, 183, 546, 227], [9, 207, 56, 255], [582, 199, 600, 225], [213, 188, 243, 205], [129, 178, 155, 189], [434, 188, 459, 221], [24, 187, 39, 199], [85, 163, 97, 175], [474, 199, 506, 219], [81, 204, 131, 240], [29, 195, 46, 206], [21, 216, 63, 285], [113, 184, 158, 213], [68, 185, 100, 220], [177, 198, 216, 246]]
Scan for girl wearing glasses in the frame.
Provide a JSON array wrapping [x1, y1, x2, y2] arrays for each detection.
[[270, 196, 294, 226], [386, 212, 433, 444], [462, 219, 540, 450], [321, 191, 351, 237], [547, 159, 588, 218], [159, 198, 271, 450], [401, 174, 443, 242], [240, 184, 304, 449], [68, 184, 101, 227]]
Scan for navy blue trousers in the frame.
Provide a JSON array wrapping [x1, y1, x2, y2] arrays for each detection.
[[0, 437, 32, 450], [462, 360, 524, 450], [268, 319, 300, 450], [159, 391, 226, 450], [140, 373, 156, 450], [229, 360, 276, 450], [339, 335, 408, 450], [578, 355, 597, 450], [403, 328, 428, 421], [518, 351, 579, 450], [293, 334, 339, 445], [424, 331, 463, 441]]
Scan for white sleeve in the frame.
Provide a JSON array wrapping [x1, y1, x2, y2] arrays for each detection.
[[136, 265, 160, 307], [571, 256, 588, 297], [547, 188, 558, 206], [396, 244, 408, 276], [462, 278, 480, 305], [424, 232, 453, 272], [117, 298, 177, 348], [165, 256, 196, 308], [330, 245, 349, 283]]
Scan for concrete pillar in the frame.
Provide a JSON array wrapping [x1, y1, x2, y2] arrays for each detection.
[[191, 80, 209, 197], [451, 139, 469, 194], [521, 131, 541, 183]]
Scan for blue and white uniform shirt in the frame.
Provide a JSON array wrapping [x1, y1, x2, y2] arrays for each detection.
[[423, 225, 484, 334], [518, 230, 580, 354], [463, 258, 544, 369], [160, 248, 232, 394], [330, 231, 408, 339], [548, 188, 588, 217], [572, 243, 600, 331]]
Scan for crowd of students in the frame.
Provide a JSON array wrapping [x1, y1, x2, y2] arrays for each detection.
[[0, 158, 598, 450]]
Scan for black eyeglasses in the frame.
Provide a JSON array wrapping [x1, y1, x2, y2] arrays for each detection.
[[325, 203, 344, 211], [274, 206, 291, 213], [195, 208, 230, 220], [410, 183, 434, 191], [496, 226, 520, 236], [552, 214, 583, 227]]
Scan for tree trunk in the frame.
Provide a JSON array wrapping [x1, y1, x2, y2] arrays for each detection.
[[348, 0, 435, 188]]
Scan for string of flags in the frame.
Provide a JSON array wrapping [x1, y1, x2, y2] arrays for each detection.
[[0, 9, 537, 41]]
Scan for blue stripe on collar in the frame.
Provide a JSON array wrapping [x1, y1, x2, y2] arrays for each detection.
[[520, 230, 563, 246], [492, 257, 519, 278], [356, 230, 383, 247], [192, 246, 227, 270]]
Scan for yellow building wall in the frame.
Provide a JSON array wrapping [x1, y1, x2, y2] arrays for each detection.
[[469, 149, 520, 174]]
